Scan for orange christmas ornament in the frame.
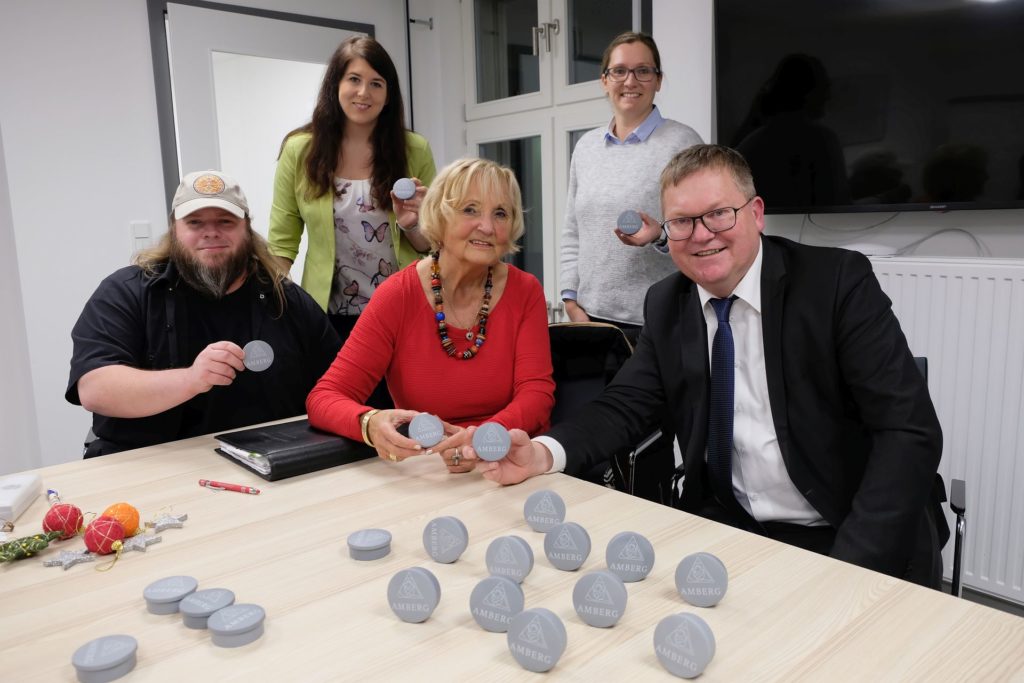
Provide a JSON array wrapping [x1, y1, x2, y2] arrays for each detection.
[[101, 503, 140, 536]]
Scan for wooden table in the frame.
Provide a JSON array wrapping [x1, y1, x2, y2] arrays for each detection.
[[2, 431, 1023, 681]]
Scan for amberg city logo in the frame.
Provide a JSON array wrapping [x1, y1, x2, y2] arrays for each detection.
[[552, 527, 578, 551], [534, 492, 557, 515], [584, 576, 615, 606], [686, 557, 715, 584], [397, 574, 424, 601], [518, 615, 549, 649], [617, 535, 646, 562], [483, 583, 511, 611], [666, 623, 696, 657], [496, 539, 517, 565], [434, 527, 459, 555]]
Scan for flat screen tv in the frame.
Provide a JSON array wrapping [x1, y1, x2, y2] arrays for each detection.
[[714, 0, 1024, 214]]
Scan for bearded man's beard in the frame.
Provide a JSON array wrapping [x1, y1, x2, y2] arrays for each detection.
[[170, 230, 253, 299]]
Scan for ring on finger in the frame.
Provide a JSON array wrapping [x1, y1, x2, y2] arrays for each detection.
[[451, 448, 462, 467], [387, 453, 398, 462]]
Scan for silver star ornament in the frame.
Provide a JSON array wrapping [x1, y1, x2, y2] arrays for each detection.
[[148, 512, 188, 532], [43, 549, 95, 570], [121, 533, 162, 552]]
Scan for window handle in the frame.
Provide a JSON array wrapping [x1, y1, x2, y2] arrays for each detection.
[[531, 24, 546, 57], [544, 20, 560, 53]]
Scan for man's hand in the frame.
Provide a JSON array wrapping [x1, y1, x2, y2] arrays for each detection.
[[477, 429, 553, 485], [187, 341, 246, 394], [78, 342, 247, 419]]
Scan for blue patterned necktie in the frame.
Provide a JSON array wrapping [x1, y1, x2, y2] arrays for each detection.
[[707, 296, 743, 514]]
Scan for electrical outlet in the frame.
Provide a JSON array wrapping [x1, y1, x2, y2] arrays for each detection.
[[130, 220, 151, 255]]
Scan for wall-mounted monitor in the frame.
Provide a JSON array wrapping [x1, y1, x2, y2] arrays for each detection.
[[715, 0, 1024, 214]]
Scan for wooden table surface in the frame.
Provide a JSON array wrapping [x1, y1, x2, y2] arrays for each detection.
[[2, 430, 1023, 681]]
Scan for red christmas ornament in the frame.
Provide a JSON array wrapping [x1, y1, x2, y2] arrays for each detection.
[[84, 516, 125, 555], [42, 503, 84, 540]]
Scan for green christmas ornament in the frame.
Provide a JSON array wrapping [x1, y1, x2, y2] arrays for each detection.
[[0, 530, 63, 562]]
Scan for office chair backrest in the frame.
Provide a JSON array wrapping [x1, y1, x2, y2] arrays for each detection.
[[914, 355, 967, 596], [548, 322, 632, 425]]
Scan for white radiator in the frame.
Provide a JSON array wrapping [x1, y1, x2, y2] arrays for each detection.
[[871, 256, 1024, 604]]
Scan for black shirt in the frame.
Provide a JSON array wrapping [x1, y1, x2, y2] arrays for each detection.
[[66, 262, 340, 456]]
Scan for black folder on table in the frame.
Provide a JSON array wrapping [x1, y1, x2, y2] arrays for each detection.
[[214, 418, 374, 481]]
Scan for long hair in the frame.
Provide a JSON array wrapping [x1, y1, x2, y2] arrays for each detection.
[[280, 36, 408, 212], [136, 216, 289, 315]]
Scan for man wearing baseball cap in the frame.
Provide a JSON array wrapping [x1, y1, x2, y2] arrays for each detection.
[[67, 170, 340, 457]]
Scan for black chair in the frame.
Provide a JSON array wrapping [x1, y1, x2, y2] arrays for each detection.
[[548, 322, 675, 504], [915, 356, 967, 597]]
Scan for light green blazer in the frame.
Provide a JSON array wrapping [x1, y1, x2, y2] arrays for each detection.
[[268, 131, 437, 311]]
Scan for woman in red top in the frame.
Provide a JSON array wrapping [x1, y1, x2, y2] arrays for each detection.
[[307, 158, 554, 472]]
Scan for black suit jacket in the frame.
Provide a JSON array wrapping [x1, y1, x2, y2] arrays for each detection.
[[549, 236, 943, 579]]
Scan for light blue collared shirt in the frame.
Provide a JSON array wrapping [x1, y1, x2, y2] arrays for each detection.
[[603, 105, 664, 145]]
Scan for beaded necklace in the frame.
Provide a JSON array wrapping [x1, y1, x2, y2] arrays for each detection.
[[430, 252, 492, 360]]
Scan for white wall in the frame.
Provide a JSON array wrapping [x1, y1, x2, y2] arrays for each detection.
[[0, 1, 166, 472], [0, 124, 40, 473], [653, 0, 713, 143], [0, 0, 407, 471], [408, 0, 467, 167]]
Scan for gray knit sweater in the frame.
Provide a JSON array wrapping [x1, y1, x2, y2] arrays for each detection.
[[560, 119, 702, 325]]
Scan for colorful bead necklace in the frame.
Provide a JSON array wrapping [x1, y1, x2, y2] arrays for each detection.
[[430, 252, 492, 360]]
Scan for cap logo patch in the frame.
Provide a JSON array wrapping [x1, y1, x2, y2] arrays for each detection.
[[193, 174, 226, 195]]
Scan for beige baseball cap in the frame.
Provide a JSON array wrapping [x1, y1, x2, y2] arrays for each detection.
[[172, 170, 249, 219]]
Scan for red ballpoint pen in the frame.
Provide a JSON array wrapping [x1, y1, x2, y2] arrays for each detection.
[[199, 479, 260, 495]]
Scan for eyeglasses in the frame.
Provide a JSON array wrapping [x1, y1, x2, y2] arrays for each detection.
[[660, 197, 755, 241], [602, 66, 661, 82]]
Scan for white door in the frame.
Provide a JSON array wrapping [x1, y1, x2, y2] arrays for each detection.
[[164, 3, 365, 283]]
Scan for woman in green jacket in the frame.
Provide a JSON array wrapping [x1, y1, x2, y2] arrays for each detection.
[[269, 36, 436, 344]]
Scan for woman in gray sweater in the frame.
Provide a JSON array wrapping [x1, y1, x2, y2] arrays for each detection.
[[560, 31, 702, 342]]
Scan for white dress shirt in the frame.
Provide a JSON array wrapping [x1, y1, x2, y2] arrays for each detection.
[[542, 242, 823, 526], [696, 243, 823, 525]]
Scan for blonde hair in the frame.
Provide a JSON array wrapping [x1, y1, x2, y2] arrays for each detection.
[[418, 158, 524, 255], [135, 216, 289, 314]]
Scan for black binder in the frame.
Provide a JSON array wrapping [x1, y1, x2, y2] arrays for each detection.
[[214, 418, 374, 481]]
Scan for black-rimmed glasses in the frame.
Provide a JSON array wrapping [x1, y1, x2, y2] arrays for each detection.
[[660, 197, 756, 241], [602, 66, 661, 82]]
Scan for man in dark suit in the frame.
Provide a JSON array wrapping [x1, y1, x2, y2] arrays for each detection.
[[477, 144, 945, 588]]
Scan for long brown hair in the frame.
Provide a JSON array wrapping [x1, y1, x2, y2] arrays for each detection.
[[281, 36, 409, 212]]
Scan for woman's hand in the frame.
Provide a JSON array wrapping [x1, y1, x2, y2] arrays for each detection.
[[615, 211, 663, 247], [563, 299, 590, 323], [432, 424, 479, 474], [368, 409, 425, 462], [392, 177, 427, 231]]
